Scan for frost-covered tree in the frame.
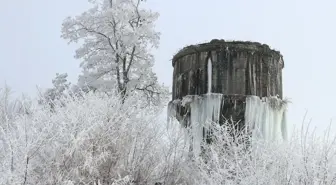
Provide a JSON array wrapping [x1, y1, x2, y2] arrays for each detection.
[[61, 0, 168, 104], [39, 73, 72, 109], [45, 73, 70, 100]]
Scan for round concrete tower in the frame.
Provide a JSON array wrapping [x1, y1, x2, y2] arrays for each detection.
[[168, 39, 284, 129]]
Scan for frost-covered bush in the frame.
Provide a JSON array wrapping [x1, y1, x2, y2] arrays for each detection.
[[0, 90, 187, 185], [0, 86, 32, 124], [1, 87, 336, 185], [180, 121, 336, 185]]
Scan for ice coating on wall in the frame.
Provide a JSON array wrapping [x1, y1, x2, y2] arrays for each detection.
[[245, 95, 288, 144], [166, 94, 222, 157], [189, 93, 222, 157], [168, 94, 288, 157], [207, 58, 212, 94], [167, 99, 181, 130]]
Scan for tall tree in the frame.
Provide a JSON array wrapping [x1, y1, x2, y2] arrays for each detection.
[[61, 0, 168, 104]]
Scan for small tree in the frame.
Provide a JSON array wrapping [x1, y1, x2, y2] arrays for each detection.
[[61, 0, 168, 104], [39, 73, 71, 109]]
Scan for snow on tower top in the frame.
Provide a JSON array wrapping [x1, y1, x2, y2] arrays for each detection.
[[172, 39, 283, 67]]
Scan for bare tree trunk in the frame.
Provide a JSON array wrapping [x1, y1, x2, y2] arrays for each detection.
[[23, 157, 29, 185], [11, 150, 14, 172]]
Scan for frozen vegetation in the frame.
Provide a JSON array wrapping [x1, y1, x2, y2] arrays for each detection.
[[1, 87, 336, 184]]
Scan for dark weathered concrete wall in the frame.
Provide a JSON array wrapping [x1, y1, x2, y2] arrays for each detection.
[[170, 40, 284, 126], [172, 40, 284, 100]]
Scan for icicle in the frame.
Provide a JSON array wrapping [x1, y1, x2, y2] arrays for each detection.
[[167, 99, 182, 130], [181, 95, 193, 107], [207, 58, 212, 94], [202, 93, 222, 137], [264, 98, 272, 140], [245, 95, 288, 144], [167, 101, 174, 130], [281, 110, 288, 141], [190, 96, 202, 157], [211, 94, 222, 123], [244, 96, 252, 129], [189, 93, 222, 157], [170, 91, 223, 158]]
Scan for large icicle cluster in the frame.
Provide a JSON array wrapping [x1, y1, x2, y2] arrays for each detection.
[[166, 94, 222, 157], [188, 93, 222, 157], [245, 95, 288, 144], [167, 99, 181, 129], [168, 93, 288, 157]]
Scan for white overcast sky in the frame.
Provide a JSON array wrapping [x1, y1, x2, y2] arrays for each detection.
[[1, 0, 336, 136]]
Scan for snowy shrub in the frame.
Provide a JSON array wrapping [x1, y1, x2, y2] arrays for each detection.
[[0, 90, 187, 185], [178, 121, 336, 185], [0, 86, 32, 122], [1, 88, 336, 185]]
